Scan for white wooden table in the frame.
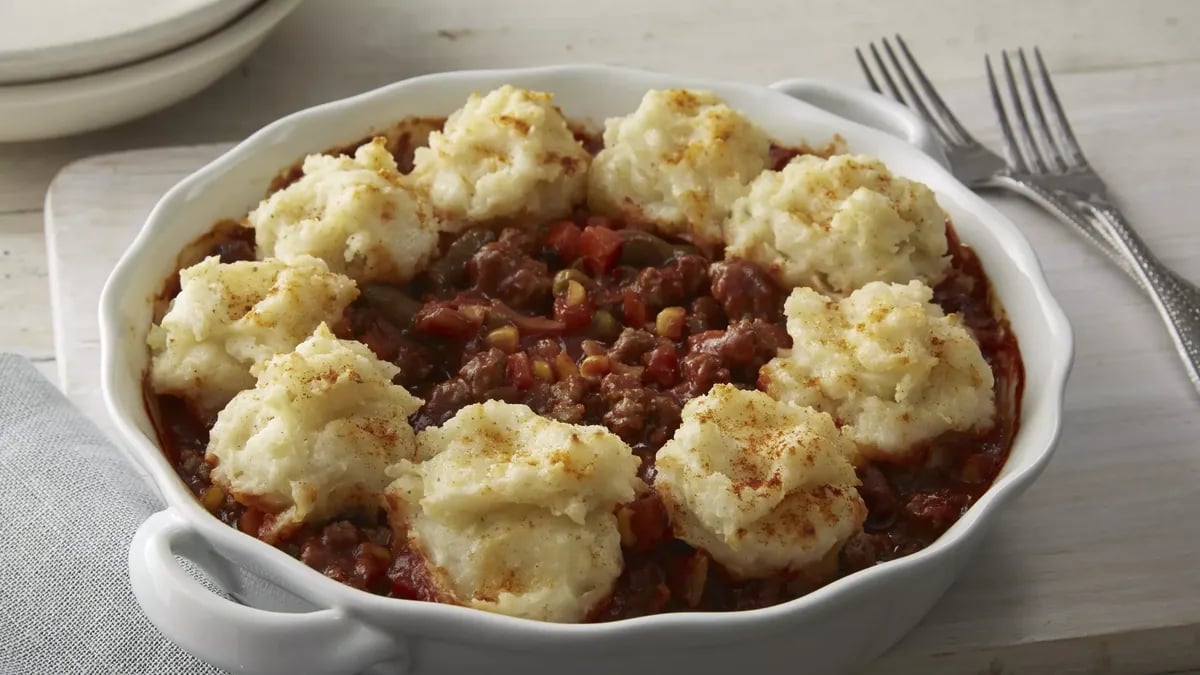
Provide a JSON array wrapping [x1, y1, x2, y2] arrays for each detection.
[[5, 1, 1200, 673]]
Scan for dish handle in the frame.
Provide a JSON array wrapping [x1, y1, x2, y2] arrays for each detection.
[[129, 510, 407, 675], [767, 78, 948, 167]]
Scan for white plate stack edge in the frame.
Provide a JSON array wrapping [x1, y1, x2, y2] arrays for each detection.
[[0, 0, 304, 142]]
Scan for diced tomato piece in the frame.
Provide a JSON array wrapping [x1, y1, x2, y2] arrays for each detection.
[[554, 295, 594, 332], [643, 342, 679, 387], [544, 220, 582, 262], [623, 288, 648, 328], [578, 225, 622, 275], [506, 352, 534, 390], [388, 550, 434, 601]]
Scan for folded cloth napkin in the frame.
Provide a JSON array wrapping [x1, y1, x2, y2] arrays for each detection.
[[0, 354, 222, 674]]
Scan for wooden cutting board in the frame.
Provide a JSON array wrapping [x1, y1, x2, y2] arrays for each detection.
[[45, 93, 1200, 672]]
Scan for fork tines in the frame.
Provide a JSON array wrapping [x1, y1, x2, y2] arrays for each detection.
[[855, 35, 975, 146], [985, 48, 1088, 174]]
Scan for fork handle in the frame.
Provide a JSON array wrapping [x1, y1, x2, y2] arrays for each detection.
[[1084, 201, 1200, 394], [994, 176, 1200, 294]]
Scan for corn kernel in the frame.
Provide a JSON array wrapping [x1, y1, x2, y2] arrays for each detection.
[[579, 354, 611, 379], [554, 352, 578, 379], [201, 486, 225, 513], [655, 306, 687, 339], [565, 280, 586, 306], [485, 324, 520, 353], [459, 304, 488, 324], [533, 359, 554, 382]]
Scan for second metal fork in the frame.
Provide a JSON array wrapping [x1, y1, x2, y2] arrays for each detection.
[[985, 47, 1200, 392]]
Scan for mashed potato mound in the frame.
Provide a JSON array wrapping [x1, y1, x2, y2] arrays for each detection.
[[724, 154, 950, 294], [654, 384, 865, 579], [385, 400, 641, 622], [249, 137, 439, 284], [588, 89, 770, 245], [760, 281, 995, 459], [410, 85, 590, 230], [146, 255, 358, 417], [207, 324, 422, 541]]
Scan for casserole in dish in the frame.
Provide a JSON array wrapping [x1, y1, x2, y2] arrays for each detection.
[[101, 65, 1071, 675]]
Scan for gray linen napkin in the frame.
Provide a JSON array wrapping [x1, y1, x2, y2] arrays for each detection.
[[0, 354, 222, 674]]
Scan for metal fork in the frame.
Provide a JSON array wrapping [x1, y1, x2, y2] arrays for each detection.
[[986, 48, 1200, 392], [857, 36, 1200, 393]]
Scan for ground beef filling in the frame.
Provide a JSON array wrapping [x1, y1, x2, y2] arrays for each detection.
[[149, 151, 1022, 621]]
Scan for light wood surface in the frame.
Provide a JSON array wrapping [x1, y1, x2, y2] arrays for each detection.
[[8, 0, 1200, 672], [44, 62, 1200, 673]]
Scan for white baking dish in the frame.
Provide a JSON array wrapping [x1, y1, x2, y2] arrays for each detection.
[[99, 64, 1073, 675]]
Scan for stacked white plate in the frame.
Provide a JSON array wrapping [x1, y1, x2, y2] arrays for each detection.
[[0, 0, 303, 142]]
